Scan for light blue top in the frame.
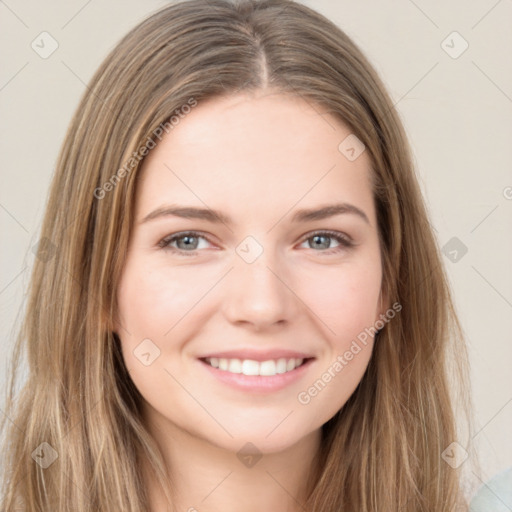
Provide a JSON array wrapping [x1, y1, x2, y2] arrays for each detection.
[[469, 467, 512, 512]]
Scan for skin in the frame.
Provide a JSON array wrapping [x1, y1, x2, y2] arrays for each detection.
[[115, 90, 385, 512]]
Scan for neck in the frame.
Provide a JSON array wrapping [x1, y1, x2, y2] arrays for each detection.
[[141, 404, 323, 512]]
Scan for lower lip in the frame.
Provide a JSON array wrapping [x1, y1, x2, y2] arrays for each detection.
[[198, 358, 315, 393]]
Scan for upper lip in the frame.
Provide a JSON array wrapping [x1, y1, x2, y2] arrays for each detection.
[[199, 349, 315, 362]]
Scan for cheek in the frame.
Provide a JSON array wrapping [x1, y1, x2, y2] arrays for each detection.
[[115, 258, 221, 393], [296, 287, 378, 426], [301, 256, 382, 343], [293, 255, 381, 416], [115, 259, 197, 401], [117, 259, 210, 337], [115, 246, 383, 444]]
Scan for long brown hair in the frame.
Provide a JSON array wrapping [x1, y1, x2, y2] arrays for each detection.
[[1, 0, 475, 510]]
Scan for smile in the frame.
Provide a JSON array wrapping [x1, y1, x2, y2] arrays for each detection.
[[203, 357, 305, 376]]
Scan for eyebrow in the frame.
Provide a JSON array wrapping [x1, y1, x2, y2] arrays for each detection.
[[139, 202, 370, 226]]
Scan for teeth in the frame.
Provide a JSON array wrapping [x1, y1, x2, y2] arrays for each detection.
[[205, 357, 304, 376]]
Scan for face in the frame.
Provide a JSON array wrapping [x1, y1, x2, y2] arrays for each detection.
[[115, 91, 385, 455]]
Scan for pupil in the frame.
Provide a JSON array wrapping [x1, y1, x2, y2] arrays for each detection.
[[179, 236, 197, 250], [312, 235, 329, 249]]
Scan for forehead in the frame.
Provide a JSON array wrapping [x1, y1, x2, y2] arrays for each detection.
[[135, 92, 375, 226]]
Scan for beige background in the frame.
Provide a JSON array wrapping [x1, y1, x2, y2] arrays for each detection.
[[1, 0, 511, 496]]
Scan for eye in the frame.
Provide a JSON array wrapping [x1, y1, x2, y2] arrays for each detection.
[[158, 229, 354, 257], [158, 231, 213, 256], [298, 230, 353, 254]]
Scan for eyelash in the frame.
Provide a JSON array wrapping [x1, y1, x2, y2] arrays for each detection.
[[157, 230, 354, 257]]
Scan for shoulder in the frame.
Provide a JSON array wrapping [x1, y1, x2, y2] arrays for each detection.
[[469, 466, 512, 512]]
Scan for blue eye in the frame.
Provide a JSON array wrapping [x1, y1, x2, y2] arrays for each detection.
[[298, 230, 354, 254], [158, 230, 353, 256], [158, 231, 211, 256]]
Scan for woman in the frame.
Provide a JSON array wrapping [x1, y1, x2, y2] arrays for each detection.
[[0, 0, 475, 510]]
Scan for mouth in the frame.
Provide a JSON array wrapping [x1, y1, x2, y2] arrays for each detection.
[[199, 356, 315, 377]]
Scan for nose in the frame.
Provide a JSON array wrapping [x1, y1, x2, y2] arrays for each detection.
[[221, 247, 299, 331]]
